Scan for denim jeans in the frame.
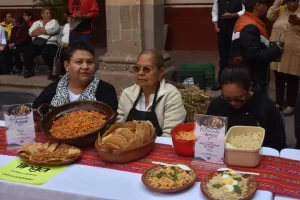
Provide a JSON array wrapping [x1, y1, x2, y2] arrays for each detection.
[[69, 32, 92, 43]]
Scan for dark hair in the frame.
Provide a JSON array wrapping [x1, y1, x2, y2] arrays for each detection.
[[23, 11, 33, 20], [16, 16, 25, 26], [220, 67, 251, 89], [64, 41, 95, 62], [2, 12, 11, 20], [137, 49, 164, 69]]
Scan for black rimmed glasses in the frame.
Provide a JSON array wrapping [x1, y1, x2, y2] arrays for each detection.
[[221, 93, 247, 103]]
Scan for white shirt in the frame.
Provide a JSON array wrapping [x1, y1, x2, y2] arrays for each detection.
[[136, 93, 154, 112], [68, 88, 80, 102], [61, 23, 70, 44], [29, 19, 60, 45], [0, 25, 6, 45], [212, 0, 245, 22]]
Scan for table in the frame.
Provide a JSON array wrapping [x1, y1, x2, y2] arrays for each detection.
[[0, 120, 294, 200], [274, 149, 300, 200]]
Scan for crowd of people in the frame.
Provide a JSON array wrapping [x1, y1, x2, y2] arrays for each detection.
[[0, 0, 99, 80], [1, 0, 300, 149]]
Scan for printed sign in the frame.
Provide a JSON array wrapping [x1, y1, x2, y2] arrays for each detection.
[[194, 114, 227, 164], [2, 104, 36, 149], [0, 159, 66, 185]]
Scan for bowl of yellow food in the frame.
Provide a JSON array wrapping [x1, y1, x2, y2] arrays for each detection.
[[170, 122, 196, 157], [142, 164, 197, 193], [201, 170, 258, 200], [225, 126, 265, 167], [38, 101, 117, 147], [95, 121, 156, 163]]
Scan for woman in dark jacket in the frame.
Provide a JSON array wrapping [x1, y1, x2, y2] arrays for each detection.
[[9, 16, 31, 75], [207, 67, 286, 151], [32, 40, 118, 111]]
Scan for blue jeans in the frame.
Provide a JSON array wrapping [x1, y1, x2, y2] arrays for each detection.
[[69, 32, 92, 43]]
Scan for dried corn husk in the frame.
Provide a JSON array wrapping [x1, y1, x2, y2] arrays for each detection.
[[179, 85, 210, 122]]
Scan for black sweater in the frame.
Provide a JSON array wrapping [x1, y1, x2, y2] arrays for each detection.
[[32, 80, 118, 112], [207, 92, 286, 151]]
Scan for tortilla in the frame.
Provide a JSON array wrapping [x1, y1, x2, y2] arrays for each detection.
[[114, 128, 135, 142], [99, 120, 156, 150], [103, 134, 128, 149], [104, 143, 121, 150], [127, 137, 143, 149]]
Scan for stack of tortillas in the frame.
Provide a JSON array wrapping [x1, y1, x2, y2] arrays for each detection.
[[98, 121, 156, 150]]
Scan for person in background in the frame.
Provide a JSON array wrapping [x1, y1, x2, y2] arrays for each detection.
[[267, 0, 300, 116], [117, 49, 186, 137], [32, 40, 118, 112], [211, 0, 245, 91], [23, 7, 60, 79], [231, 0, 283, 95], [0, 24, 7, 74], [23, 11, 34, 27], [207, 67, 286, 151], [9, 16, 31, 75], [68, 0, 99, 42], [0, 12, 13, 40], [294, 93, 300, 149], [56, 11, 71, 76]]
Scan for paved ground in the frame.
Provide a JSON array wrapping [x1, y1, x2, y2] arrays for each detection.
[[0, 49, 296, 147]]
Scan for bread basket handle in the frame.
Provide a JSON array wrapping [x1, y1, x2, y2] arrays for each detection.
[[37, 103, 53, 119]]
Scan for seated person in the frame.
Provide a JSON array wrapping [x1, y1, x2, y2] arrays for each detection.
[[32, 40, 118, 112], [0, 24, 7, 74], [23, 7, 60, 79], [117, 49, 186, 137], [207, 67, 286, 151], [9, 16, 31, 75], [23, 11, 34, 27], [294, 93, 300, 149]]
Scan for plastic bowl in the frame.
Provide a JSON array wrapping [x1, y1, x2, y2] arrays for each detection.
[[170, 122, 195, 157]]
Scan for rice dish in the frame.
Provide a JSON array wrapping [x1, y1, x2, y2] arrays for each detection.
[[226, 132, 263, 150]]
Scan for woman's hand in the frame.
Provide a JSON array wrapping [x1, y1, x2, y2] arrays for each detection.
[[0, 45, 4, 51], [8, 43, 15, 48], [214, 22, 220, 32], [62, 42, 68, 48], [288, 16, 300, 25]]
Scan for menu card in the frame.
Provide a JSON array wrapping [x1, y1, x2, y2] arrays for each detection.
[[194, 114, 227, 164], [2, 104, 36, 149]]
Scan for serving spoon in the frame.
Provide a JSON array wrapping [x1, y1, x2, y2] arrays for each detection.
[[217, 167, 260, 176], [151, 161, 192, 171]]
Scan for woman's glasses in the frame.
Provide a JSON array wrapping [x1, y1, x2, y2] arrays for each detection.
[[221, 93, 247, 103], [132, 65, 156, 73]]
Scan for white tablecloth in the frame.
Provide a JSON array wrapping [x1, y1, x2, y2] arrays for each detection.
[[0, 120, 294, 200]]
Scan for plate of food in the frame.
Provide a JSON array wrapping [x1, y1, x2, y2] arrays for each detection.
[[8, 104, 32, 116], [18, 142, 82, 166], [201, 170, 258, 200], [141, 164, 197, 193]]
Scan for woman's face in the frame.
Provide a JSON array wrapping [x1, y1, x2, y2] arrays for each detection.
[[64, 50, 96, 84], [134, 54, 164, 90], [287, 0, 299, 12], [41, 10, 52, 21], [23, 13, 31, 22], [221, 83, 250, 109]]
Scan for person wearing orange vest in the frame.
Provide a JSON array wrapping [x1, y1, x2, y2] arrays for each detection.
[[230, 0, 283, 95]]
